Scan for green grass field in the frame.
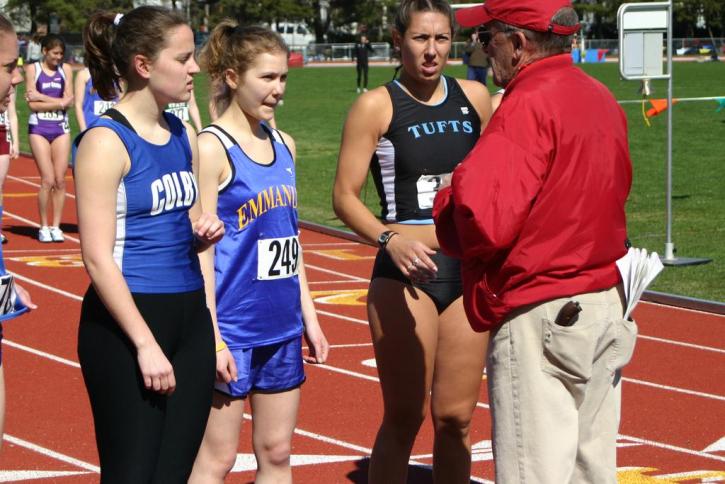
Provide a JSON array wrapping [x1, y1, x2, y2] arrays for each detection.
[[13, 61, 725, 301]]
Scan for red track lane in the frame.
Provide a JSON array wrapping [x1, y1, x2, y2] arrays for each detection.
[[1, 156, 724, 482]]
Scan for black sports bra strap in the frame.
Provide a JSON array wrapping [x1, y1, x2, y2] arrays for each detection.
[[104, 108, 137, 134]]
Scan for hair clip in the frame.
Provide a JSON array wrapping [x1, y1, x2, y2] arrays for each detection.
[[113, 13, 124, 26]]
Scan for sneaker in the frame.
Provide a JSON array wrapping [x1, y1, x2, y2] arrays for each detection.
[[49, 226, 65, 242], [356, 87, 361, 94], [363, 88, 368, 92], [38, 226, 53, 243]]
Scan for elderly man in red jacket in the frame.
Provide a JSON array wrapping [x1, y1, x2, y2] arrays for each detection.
[[433, 0, 635, 482]]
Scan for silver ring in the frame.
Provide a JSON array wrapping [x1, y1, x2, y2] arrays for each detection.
[[412, 257, 421, 266], [407, 264, 415, 272]]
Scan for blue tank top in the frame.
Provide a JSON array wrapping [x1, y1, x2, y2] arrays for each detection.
[[28, 62, 68, 129], [201, 124, 302, 349], [81, 70, 118, 129], [78, 112, 203, 293]]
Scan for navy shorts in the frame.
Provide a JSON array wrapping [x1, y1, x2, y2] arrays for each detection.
[[215, 336, 306, 398]]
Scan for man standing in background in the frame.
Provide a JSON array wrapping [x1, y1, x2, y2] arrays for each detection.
[[464, 30, 489, 85], [353, 34, 373, 93]]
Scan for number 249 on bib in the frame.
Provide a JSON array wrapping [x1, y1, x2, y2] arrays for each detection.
[[257, 235, 300, 280]]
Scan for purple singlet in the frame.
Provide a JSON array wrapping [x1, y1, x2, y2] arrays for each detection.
[[28, 62, 69, 141]]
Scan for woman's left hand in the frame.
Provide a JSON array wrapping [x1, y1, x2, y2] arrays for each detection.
[[303, 320, 329, 364], [194, 212, 224, 245]]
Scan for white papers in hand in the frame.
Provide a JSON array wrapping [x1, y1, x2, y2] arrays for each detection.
[[616, 247, 665, 320]]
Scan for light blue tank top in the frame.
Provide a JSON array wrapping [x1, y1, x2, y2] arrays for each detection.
[[76, 112, 203, 293], [201, 124, 302, 349]]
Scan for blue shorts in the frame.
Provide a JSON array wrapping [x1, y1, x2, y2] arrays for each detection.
[[214, 336, 305, 398]]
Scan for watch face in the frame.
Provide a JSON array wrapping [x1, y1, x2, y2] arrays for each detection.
[[378, 231, 390, 246]]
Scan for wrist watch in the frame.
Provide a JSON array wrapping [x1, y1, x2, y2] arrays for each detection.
[[377, 230, 398, 249]]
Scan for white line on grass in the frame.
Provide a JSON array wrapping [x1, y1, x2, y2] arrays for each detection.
[[2, 434, 99, 473], [618, 95, 725, 104]]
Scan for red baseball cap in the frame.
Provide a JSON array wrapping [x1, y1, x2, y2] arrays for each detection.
[[456, 0, 580, 35]]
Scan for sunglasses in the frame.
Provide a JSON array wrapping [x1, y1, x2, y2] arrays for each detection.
[[477, 28, 519, 48]]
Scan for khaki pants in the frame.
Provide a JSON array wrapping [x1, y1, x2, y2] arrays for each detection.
[[487, 285, 637, 483]]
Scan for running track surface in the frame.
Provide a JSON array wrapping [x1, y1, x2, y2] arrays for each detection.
[[1, 157, 724, 483]]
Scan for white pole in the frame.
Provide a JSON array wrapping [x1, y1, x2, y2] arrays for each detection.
[[664, 0, 675, 260]]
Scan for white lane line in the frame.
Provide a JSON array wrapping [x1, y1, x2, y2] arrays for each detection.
[[308, 280, 368, 285], [623, 377, 725, 402], [303, 242, 360, 247], [3, 210, 80, 244], [638, 334, 725, 354], [6, 175, 77, 200], [242, 413, 493, 483], [619, 434, 725, 463], [2, 434, 99, 473], [1, 248, 81, 254], [9, 270, 723, 406], [10, 271, 84, 301], [304, 263, 368, 282], [310, 363, 490, 410], [2, 339, 80, 368], [618, 96, 725, 104], [316, 309, 368, 325], [303, 343, 373, 350]]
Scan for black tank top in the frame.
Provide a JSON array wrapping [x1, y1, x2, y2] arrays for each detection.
[[370, 76, 481, 222]]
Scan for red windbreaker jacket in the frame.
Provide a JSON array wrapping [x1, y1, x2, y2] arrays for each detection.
[[433, 54, 632, 331]]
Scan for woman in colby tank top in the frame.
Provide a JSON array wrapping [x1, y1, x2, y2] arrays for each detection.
[[74, 8, 224, 482], [333, 1, 493, 482], [24, 34, 73, 243]]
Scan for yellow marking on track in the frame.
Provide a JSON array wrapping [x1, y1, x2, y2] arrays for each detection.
[[9, 254, 84, 268], [307, 249, 374, 261], [310, 289, 368, 306], [3, 192, 37, 197], [617, 467, 725, 482]]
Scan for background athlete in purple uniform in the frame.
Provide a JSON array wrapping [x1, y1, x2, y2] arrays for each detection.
[[25, 34, 73, 243]]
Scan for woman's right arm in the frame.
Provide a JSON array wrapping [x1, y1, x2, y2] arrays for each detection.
[[196, 131, 237, 384], [332, 90, 436, 278], [75, 128, 176, 395], [332, 90, 392, 244], [74, 69, 88, 131]]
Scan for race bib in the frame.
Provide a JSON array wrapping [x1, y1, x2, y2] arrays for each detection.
[[416, 173, 449, 210], [257, 235, 300, 280], [166, 103, 189, 121], [38, 110, 65, 122], [93, 100, 116, 116]]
